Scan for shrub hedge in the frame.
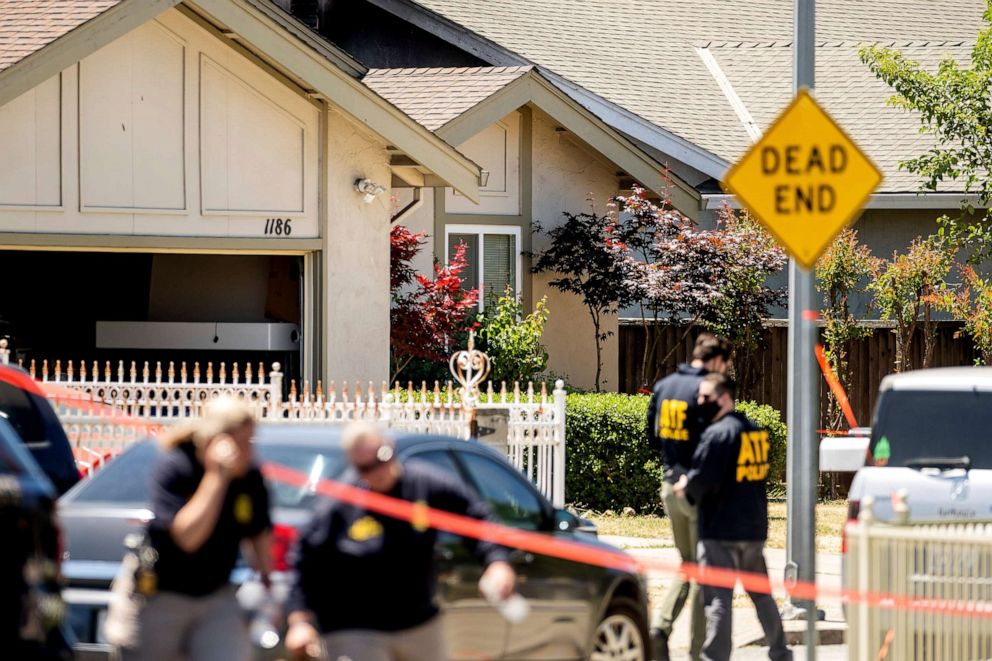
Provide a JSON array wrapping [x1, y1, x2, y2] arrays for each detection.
[[565, 393, 787, 513]]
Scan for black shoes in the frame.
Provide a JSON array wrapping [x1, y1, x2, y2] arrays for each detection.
[[650, 628, 671, 661]]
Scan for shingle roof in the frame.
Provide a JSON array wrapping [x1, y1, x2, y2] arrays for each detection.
[[362, 65, 532, 130], [411, 0, 988, 191], [0, 0, 121, 73], [709, 40, 974, 192]]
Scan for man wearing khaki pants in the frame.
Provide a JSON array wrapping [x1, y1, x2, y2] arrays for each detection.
[[646, 334, 730, 661]]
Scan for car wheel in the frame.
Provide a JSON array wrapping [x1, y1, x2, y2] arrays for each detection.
[[591, 596, 648, 661]]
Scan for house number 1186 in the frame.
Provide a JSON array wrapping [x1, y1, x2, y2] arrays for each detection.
[[264, 218, 293, 236]]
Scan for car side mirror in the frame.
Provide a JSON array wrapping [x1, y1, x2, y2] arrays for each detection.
[[554, 509, 598, 536]]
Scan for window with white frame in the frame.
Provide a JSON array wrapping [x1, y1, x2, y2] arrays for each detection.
[[444, 225, 522, 312]]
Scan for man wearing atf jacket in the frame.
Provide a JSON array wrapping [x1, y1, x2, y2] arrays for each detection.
[[646, 333, 729, 661], [676, 374, 792, 661], [284, 422, 516, 661]]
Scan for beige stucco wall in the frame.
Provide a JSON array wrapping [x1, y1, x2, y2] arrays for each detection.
[[323, 108, 392, 383], [394, 187, 437, 278], [531, 109, 620, 391]]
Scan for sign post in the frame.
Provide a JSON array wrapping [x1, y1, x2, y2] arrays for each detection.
[[722, 0, 882, 654], [789, 1, 820, 654]]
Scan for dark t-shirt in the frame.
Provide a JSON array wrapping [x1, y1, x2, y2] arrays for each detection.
[[646, 364, 708, 481], [148, 443, 271, 596], [286, 461, 508, 633], [684, 411, 770, 542]]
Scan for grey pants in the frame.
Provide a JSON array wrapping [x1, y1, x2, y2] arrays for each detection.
[[320, 615, 448, 661], [120, 586, 250, 661], [697, 540, 792, 661], [653, 480, 705, 659]]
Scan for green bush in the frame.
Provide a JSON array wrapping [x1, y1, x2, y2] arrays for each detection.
[[565, 393, 664, 514], [479, 289, 550, 384], [564, 393, 787, 512]]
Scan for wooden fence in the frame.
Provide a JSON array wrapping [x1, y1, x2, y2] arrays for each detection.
[[619, 320, 977, 428]]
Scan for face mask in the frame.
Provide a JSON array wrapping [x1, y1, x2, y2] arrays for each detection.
[[698, 401, 721, 423]]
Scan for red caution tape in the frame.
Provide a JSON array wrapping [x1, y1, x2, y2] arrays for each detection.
[[263, 462, 992, 621]]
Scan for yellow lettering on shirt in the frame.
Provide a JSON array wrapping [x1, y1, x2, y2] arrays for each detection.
[[348, 516, 384, 542], [736, 430, 770, 482], [411, 500, 429, 532], [658, 399, 690, 441], [234, 493, 253, 524]]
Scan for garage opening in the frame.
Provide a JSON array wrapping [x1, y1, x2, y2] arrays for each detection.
[[0, 251, 304, 389]]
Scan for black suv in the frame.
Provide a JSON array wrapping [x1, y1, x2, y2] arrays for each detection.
[[0, 416, 71, 659]]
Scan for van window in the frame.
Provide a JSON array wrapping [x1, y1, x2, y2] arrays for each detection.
[[870, 390, 992, 468]]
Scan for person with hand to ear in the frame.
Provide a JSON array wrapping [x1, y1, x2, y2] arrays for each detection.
[[284, 422, 515, 661], [117, 397, 272, 661]]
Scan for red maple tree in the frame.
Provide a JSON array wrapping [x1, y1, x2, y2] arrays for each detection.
[[390, 225, 479, 382]]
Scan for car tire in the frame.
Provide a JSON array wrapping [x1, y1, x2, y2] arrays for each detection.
[[591, 596, 649, 661]]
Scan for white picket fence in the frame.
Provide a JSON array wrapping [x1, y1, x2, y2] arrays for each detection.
[[3, 346, 568, 507], [846, 495, 992, 660]]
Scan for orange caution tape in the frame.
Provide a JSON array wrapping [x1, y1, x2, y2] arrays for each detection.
[[815, 343, 859, 430], [263, 462, 992, 620]]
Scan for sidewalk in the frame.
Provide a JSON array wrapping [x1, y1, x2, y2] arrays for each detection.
[[600, 536, 847, 659]]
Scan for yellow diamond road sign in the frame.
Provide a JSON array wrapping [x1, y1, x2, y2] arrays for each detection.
[[722, 88, 883, 270]]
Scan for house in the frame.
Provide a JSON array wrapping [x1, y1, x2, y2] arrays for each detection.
[[308, 0, 989, 390], [0, 0, 484, 388], [1, 0, 987, 393]]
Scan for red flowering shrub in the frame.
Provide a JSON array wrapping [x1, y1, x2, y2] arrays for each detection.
[[390, 225, 479, 382]]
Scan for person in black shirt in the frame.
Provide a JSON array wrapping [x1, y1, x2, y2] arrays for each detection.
[[676, 374, 791, 661], [120, 397, 272, 661], [284, 422, 516, 661], [647, 333, 730, 661]]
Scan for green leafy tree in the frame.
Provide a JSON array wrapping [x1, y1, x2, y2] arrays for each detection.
[[868, 236, 957, 372], [861, 5, 992, 257], [479, 288, 550, 384], [533, 210, 634, 391], [815, 229, 881, 429]]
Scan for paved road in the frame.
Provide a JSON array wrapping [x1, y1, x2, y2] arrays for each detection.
[[600, 536, 847, 659]]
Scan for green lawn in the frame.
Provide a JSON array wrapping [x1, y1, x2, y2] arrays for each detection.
[[585, 500, 847, 554]]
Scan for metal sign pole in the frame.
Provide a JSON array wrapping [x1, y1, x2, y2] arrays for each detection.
[[786, 0, 819, 656]]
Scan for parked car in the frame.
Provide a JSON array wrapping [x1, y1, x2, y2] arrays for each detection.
[[60, 426, 650, 660], [0, 364, 80, 495], [0, 416, 72, 659], [844, 367, 992, 527]]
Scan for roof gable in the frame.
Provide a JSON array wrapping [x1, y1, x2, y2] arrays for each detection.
[[0, 0, 482, 201], [363, 65, 531, 130], [365, 65, 702, 212]]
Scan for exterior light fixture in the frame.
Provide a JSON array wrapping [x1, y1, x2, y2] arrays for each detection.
[[480, 170, 491, 187], [354, 178, 386, 204]]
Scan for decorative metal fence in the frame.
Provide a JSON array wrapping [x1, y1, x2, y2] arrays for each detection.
[[845, 496, 992, 660], [2, 338, 568, 506]]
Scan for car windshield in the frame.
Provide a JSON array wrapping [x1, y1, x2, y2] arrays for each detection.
[[870, 390, 992, 468], [64, 440, 348, 509]]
